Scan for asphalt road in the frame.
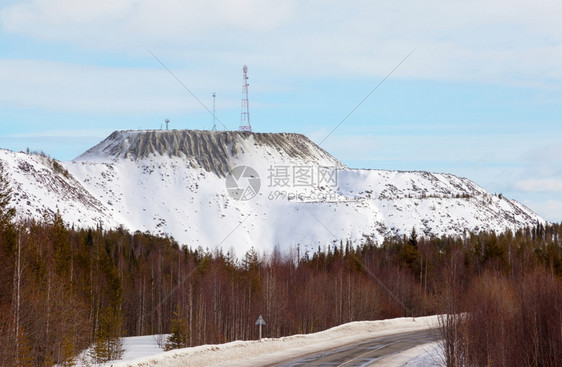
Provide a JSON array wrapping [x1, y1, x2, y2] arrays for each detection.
[[270, 328, 438, 367]]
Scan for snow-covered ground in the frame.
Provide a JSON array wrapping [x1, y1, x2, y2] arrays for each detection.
[[402, 342, 443, 367], [67, 131, 543, 256], [74, 335, 168, 366], [0, 130, 544, 256], [87, 315, 441, 367]]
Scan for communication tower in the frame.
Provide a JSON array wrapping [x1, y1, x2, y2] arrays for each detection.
[[239, 65, 252, 132]]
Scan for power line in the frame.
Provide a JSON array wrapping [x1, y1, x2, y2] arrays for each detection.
[[147, 49, 228, 130]]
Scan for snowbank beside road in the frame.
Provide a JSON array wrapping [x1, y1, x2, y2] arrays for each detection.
[[402, 342, 445, 367], [383, 341, 442, 367], [107, 315, 440, 367]]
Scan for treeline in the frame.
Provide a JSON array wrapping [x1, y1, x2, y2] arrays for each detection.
[[1, 212, 561, 365], [441, 269, 562, 367], [438, 226, 562, 367], [1, 154, 562, 367], [1, 217, 421, 365]]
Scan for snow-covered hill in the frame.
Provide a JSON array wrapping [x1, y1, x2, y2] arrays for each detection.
[[0, 149, 116, 228], [0, 130, 545, 255]]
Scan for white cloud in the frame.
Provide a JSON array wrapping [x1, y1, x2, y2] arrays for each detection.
[[1, 0, 562, 85], [0, 0, 294, 43], [0, 59, 242, 114], [514, 179, 562, 193]]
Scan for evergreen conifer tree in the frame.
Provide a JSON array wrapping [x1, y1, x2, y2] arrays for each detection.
[[0, 162, 15, 226], [165, 304, 189, 351]]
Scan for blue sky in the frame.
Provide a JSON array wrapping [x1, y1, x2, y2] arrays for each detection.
[[0, 0, 561, 222]]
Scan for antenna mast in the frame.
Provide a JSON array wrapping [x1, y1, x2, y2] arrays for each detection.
[[239, 65, 252, 132], [212, 92, 217, 131], [165, 118, 170, 130]]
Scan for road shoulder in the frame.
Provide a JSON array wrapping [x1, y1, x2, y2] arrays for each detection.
[[111, 316, 440, 367]]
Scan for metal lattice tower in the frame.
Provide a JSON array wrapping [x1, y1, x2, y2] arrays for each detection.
[[165, 118, 170, 130], [239, 65, 252, 132], [212, 92, 217, 131]]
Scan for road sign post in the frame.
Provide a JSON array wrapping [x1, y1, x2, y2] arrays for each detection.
[[255, 315, 266, 341]]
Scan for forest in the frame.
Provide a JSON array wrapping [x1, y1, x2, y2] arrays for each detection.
[[0, 174, 561, 365]]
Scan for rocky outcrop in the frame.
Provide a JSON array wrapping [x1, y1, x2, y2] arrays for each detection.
[[75, 130, 344, 177]]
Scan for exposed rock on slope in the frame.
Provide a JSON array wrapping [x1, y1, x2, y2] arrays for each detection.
[[75, 130, 344, 177]]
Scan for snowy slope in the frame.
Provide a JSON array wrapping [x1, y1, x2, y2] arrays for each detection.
[[0, 149, 117, 228], [1, 130, 545, 255]]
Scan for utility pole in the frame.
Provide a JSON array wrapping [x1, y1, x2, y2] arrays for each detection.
[[212, 92, 217, 131]]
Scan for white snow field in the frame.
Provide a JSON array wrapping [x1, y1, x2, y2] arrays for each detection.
[[0, 130, 545, 256], [86, 315, 440, 367]]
